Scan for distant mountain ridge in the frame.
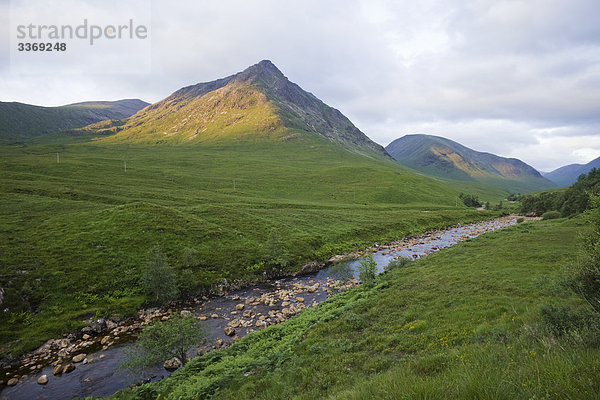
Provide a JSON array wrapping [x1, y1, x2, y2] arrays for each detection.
[[0, 99, 149, 141], [94, 60, 389, 158], [543, 156, 600, 187], [385, 134, 556, 193]]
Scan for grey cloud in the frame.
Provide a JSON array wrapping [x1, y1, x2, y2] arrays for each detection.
[[0, 0, 599, 170]]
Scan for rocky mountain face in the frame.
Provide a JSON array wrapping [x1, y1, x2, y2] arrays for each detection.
[[0, 99, 149, 141], [98, 60, 389, 158], [386, 134, 556, 193], [543, 156, 600, 187]]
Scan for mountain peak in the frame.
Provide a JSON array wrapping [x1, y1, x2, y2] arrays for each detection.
[[99, 61, 389, 158], [233, 59, 286, 86]]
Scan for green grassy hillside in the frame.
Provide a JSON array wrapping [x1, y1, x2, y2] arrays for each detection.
[[0, 134, 495, 357], [386, 134, 556, 194], [0, 99, 148, 142], [111, 217, 599, 400]]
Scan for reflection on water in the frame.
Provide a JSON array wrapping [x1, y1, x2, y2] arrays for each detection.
[[318, 260, 355, 281]]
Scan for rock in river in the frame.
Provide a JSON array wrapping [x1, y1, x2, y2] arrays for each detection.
[[63, 363, 76, 373], [7, 377, 19, 386], [37, 375, 48, 385], [53, 365, 63, 376], [224, 327, 235, 336], [163, 357, 182, 371], [72, 353, 86, 363]]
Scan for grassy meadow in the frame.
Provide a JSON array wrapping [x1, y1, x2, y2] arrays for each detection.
[[0, 133, 501, 357], [111, 217, 600, 400]]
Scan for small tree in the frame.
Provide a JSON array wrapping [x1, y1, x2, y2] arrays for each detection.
[[121, 314, 206, 373], [142, 246, 178, 304], [459, 193, 482, 208], [358, 254, 377, 283], [264, 228, 290, 272]]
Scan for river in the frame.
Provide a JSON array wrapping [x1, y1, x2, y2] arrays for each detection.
[[0, 215, 526, 400]]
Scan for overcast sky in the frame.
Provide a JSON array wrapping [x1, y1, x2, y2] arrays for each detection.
[[1, 0, 599, 171]]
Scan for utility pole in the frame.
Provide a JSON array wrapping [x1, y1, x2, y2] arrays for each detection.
[[124, 160, 127, 172]]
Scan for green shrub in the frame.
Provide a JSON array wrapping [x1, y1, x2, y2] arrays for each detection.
[[358, 254, 377, 283], [142, 246, 178, 305], [541, 210, 561, 220], [385, 257, 412, 270], [459, 193, 482, 208], [540, 304, 581, 335], [121, 314, 206, 373]]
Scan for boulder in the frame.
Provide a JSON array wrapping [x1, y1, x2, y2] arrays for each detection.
[[81, 326, 93, 335], [7, 377, 18, 386], [57, 348, 70, 357], [242, 310, 253, 318], [72, 354, 86, 363], [37, 375, 48, 385], [59, 338, 70, 349], [82, 334, 91, 340], [63, 364, 75, 373], [105, 319, 118, 330], [293, 261, 324, 276], [224, 327, 235, 336], [52, 365, 63, 376], [180, 310, 192, 317], [163, 357, 182, 372], [101, 336, 111, 345], [90, 318, 107, 334], [235, 304, 245, 310], [210, 313, 219, 319], [197, 348, 208, 356]]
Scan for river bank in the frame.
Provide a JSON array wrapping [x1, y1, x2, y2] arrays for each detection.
[[0, 215, 534, 399]]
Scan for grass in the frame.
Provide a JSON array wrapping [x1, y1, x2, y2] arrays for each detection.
[[0, 134, 500, 357], [108, 216, 599, 399], [0, 100, 146, 142]]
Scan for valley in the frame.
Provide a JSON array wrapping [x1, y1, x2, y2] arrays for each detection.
[[1, 59, 596, 400], [0, 134, 498, 361]]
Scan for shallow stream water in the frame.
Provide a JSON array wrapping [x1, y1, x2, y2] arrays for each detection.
[[1, 216, 523, 400]]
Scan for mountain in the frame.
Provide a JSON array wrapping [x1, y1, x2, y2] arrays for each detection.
[[385, 134, 556, 193], [543, 156, 600, 187], [93, 60, 388, 158], [0, 99, 149, 141]]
